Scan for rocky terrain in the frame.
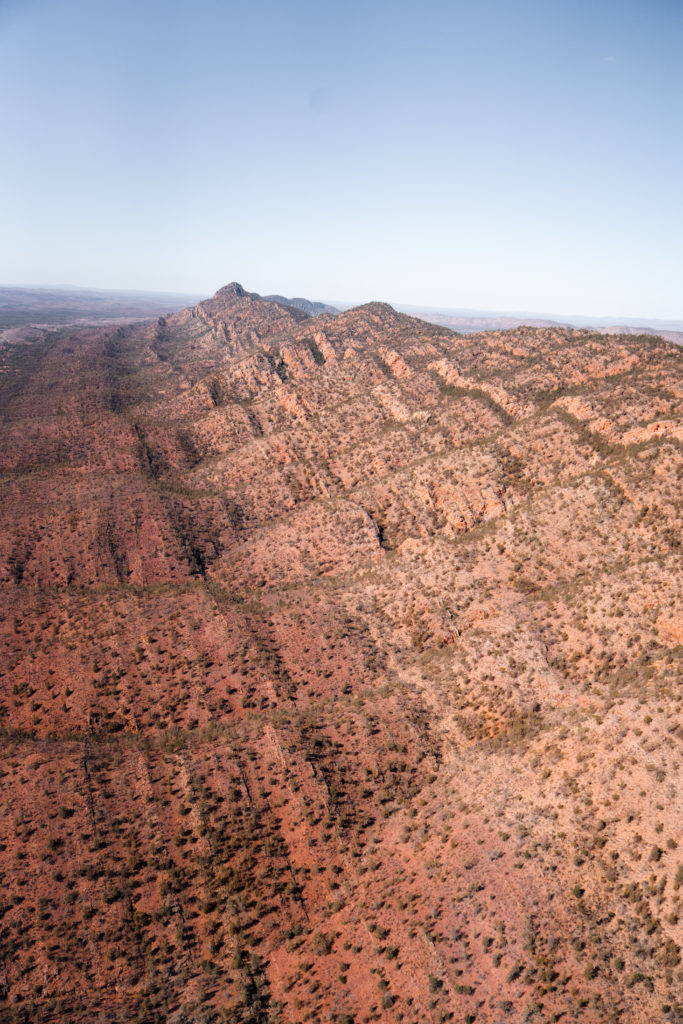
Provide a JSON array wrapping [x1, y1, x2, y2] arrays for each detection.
[[0, 282, 681, 1024], [263, 295, 339, 318]]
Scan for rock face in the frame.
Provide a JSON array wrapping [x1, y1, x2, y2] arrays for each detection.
[[263, 293, 340, 317], [0, 285, 682, 1024]]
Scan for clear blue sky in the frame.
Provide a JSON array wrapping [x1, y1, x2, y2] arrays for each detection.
[[1, 0, 681, 317]]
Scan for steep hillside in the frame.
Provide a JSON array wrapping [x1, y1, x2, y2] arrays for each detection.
[[1, 285, 681, 1024]]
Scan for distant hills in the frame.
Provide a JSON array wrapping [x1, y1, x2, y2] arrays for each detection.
[[263, 293, 339, 317], [2, 284, 679, 344], [0, 285, 202, 328], [396, 304, 683, 345]]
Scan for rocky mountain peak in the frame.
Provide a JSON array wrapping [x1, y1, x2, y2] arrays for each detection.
[[214, 282, 248, 300]]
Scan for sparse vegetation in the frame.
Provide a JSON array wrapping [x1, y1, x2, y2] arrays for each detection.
[[0, 288, 681, 1023]]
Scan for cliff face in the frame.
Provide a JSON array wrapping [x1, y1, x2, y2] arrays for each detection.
[[1, 285, 682, 1024]]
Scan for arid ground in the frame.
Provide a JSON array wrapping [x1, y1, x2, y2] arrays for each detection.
[[1, 284, 681, 1023]]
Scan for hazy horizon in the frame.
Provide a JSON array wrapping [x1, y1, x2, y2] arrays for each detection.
[[2, 279, 683, 333]]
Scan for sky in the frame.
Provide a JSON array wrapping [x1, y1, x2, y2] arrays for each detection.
[[1, 0, 682, 318]]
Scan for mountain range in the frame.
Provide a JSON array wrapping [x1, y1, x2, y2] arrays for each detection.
[[0, 283, 681, 1023], [3, 284, 682, 346]]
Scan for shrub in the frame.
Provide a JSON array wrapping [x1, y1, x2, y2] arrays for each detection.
[[312, 932, 333, 956]]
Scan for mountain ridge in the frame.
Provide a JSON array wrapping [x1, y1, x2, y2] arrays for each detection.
[[0, 285, 681, 1024]]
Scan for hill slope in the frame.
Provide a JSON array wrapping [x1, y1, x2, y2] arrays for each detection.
[[1, 285, 682, 1024]]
